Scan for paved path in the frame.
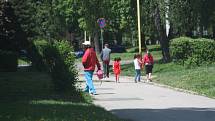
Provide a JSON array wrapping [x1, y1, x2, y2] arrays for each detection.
[[79, 75, 215, 121]]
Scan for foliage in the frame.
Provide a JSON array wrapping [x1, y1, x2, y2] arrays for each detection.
[[31, 39, 78, 92], [28, 39, 47, 71], [0, 50, 18, 72], [168, 0, 215, 37], [0, 1, 23, 51], [170, 37, 215, 66], [44, 40, 78, 92]]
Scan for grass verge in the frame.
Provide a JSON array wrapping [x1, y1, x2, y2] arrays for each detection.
[[0, 69, 121, 121], [120, 45, 215, 98], [153, 64, 215, 98]]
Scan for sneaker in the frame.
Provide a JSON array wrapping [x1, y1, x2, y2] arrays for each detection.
[[83, 89, 89, 93], [90, 92, 97, 95]]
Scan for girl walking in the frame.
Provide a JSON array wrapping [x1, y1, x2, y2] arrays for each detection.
[[113, 57, 121, 83], [134, 54, 142, 83]]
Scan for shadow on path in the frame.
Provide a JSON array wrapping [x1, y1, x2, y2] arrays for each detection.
[[111, 108, 215, 121]]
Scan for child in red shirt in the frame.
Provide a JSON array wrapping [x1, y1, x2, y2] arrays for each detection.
[[113, 57, 121, 83]]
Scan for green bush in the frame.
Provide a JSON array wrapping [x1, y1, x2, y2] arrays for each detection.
[[44, 41, 78, 92], [170, 37, 215, 66], [28, 39, 48, 71], [0, 50, 18, 72], [31, 39, 78, 92]]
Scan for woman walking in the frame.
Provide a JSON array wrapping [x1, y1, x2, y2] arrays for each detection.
[[142, 50, 154, 82]]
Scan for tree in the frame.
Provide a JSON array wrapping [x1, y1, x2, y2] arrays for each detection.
[[0, 1, 21, 51]]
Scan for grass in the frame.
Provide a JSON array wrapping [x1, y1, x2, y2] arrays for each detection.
[[111, 45, 162, 61], [18, 59, 29, 65], [120, 45, 215, 98], [154, 64, 215, 98], [0, 69, 121, 121], [18, 57, 31, 65], [111, 53, 135, 61]]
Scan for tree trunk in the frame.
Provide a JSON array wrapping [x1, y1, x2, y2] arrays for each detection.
[[213, 26, 215, 39], [93, 30, 100, 54], [167, 22, 174, 40], [131, 31, 135, 47], [154, 5, 171, 62], [116, 30, 122, 45]]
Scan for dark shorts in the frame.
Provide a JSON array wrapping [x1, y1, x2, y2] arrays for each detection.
[[145, 65, 153, 74]]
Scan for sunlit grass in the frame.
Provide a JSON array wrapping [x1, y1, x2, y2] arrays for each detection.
[[0, 71, 121, 121], [120, 45, 215, 98]]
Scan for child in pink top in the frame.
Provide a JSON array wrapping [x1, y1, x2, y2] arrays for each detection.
[[113, 57, 121, 83]]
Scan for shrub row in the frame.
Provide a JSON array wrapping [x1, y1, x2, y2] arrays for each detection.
[[31, 40, 78, 92], [170, 37, 215, 66], [0, 50, 18, 72]]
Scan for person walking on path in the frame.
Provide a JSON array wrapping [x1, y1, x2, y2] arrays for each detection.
[[113, 57, 121, 83], [100, 44, 111, 78], [82, 41, 101, 95], [134, 54, 143, 83], [142, 50, 154, 82]]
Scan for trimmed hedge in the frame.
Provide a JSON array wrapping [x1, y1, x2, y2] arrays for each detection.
[[170, 37, 215, 66], [31, 40, 78, 92], [0, 50, 18, 72]]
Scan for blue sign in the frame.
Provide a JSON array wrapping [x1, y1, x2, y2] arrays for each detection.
[[97, 18, 106, 28]]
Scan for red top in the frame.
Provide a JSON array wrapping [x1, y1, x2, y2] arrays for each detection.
[[82, 48, 101, 71], [143, 54, 154, 65], [113, 61, 121, 74]]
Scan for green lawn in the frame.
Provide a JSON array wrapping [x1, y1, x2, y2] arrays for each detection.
[[120, 45, 215, 98], [111, 45, 162, 61], [0, 70, 121, 121], [18, 58, 30, 65], [154, 64, 215, 98]]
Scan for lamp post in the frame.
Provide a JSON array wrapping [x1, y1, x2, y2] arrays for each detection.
[[137, 0, 142, 54]]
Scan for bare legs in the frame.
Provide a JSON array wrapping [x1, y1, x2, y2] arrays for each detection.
[[146, 73, 152, 82], [115, 74, 120, 83]]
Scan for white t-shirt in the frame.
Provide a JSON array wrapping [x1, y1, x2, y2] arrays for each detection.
[[134, 58, 141, 70]]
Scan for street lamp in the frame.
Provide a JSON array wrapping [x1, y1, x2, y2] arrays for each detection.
[[137, 0, 142, 54]]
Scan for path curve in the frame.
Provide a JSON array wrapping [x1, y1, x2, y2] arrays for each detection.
[[79, 75, 215, 121]]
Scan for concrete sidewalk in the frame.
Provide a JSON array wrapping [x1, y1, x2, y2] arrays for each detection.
[[79, 75, 215, 121]]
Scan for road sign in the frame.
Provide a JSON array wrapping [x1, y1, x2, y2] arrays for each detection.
[[97, 18, 106, 28]]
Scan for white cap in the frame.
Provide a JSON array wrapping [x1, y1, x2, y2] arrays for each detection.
[[82, 41, 91, 45]]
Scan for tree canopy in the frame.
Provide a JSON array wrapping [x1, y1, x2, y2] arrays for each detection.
[[1, 0, 215, 61]]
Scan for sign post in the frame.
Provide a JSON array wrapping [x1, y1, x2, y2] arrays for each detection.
[[97, 18, 106, 49]]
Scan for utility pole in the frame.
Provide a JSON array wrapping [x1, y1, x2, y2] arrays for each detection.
[[137, 0, 142, 54]]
